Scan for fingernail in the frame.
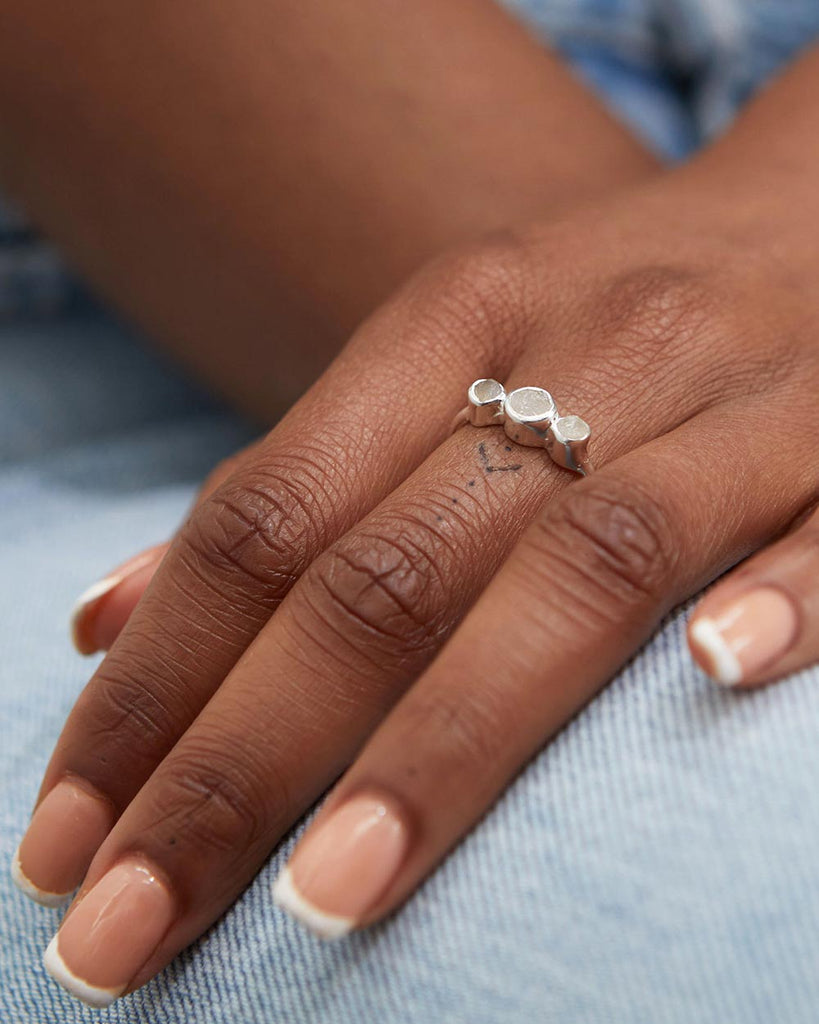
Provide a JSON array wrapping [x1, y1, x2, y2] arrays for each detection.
[[70, 545, 165, 655], [689, 586, 799, 686], [12, 779, 114, 907], [43, 859, 174, 1007], [272, 792, 409, 939]]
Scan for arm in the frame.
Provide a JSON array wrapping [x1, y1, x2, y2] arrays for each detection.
[[0, 0, 655, 418]]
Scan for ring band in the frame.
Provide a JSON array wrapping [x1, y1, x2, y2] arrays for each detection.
[[452, 378, 594, 476]]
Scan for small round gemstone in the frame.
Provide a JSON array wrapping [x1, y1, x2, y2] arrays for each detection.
[[470, 378, 505, 405], [505, 387, 555, 422], [555, 415, 590, 442]]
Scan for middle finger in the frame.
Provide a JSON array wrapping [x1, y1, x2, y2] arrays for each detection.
[[22, 252, 528, 906], [62, 330, 725, 1000]]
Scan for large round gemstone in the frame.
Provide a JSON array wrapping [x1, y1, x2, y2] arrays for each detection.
[[505, 387, 555, 423]]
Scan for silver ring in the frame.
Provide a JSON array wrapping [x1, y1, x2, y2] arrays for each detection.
[[451, 378, 594, 476]]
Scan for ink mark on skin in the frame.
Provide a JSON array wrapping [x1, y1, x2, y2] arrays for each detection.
[[451, 497, 459, 504], [436, 515, 444, 522], [478, 442, 522, 474], [468, 480, 475, 487]]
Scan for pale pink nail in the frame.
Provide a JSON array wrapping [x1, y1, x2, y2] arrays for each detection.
[[11, 779, 114, 906], [70, 544, 166, 655], [272, 792, 409, 939], [43, 859, 174, 1007], [689, 586, 799, 686]]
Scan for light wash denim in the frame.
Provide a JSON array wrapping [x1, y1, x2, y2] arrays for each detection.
[[2, 4, 819, 1023], [503, 0, 819, 158]]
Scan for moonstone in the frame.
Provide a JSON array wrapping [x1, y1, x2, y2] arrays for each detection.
[[505, 387, 555, 421], [471, 378, 504, 404], [555, 415, 590, 442]]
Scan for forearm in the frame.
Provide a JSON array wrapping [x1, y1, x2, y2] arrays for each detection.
[[0, 0, 655, 419], [639, 45, 819, 258]]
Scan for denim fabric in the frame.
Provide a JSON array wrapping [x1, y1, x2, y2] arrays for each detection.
[[3, 5, 819, 1023], [503, 1, 819, 157]]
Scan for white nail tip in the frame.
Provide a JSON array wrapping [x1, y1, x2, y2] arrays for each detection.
[[272, 866, 354, 940], [690, 618, 743, 686], [10, 849, 72, 908], [43, 935, 124, 1008], [69, 576, 120, 654]]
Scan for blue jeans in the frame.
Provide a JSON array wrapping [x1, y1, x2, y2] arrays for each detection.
[[3, 5, 819, 1023]]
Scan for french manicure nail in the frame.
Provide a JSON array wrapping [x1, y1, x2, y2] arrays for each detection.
[[689, 586, 799, 686], [43, 859, 174, 1007], [70, 545, 165, 655], [11, 779, 114, 907], [273, 792, 409, 939]]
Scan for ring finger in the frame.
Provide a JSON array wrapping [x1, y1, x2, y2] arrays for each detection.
[[273, 395, 817, 938], [42, 336, 727, 1003]]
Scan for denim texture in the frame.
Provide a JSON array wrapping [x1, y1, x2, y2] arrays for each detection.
[[503, 0, 819, 158], [3, 4, 819, 1022]]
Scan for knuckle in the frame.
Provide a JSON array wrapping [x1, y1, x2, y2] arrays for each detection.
[[588, 262, 808, 402], [402, 687, 509, 773], [305, 523, 451, 667], [181, 467, 328, 603], [536, 479, 677, 610], [73, 650, 186, 782], [84, 672, 167, 749], [147, 742, 278, 856], [410, 231, 537, 367], [593, 264, 722, 362]]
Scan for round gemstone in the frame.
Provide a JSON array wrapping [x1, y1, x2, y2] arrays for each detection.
[[505, 387, 555, 422], [555, 415, 590, 442], [470, 378, 505, 405]]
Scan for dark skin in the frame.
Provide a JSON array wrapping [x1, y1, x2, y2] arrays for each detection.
[[7, 0, 819, 1005], [0, 0, 655, 419]]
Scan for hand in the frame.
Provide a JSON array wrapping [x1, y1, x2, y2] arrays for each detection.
[[15, 59, 819, 1005]]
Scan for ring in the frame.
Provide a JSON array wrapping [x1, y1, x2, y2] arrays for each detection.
[[451, 378, 594, 476]]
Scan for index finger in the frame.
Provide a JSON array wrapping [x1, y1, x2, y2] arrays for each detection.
[[18, 249, 529, 906]]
